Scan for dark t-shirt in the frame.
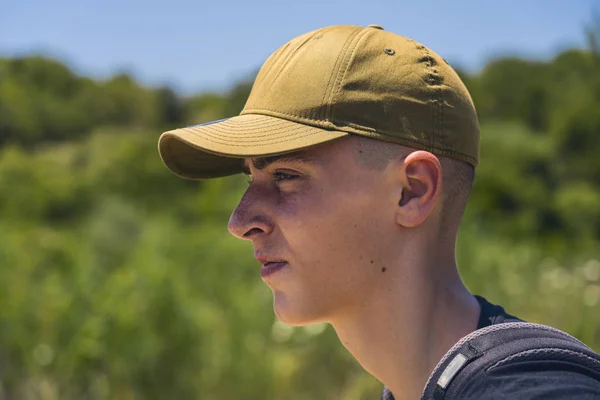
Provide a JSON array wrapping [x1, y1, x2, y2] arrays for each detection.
[[381, 295, 600, 399]]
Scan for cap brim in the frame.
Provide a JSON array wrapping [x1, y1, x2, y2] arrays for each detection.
[[158, 114, 349, 179]]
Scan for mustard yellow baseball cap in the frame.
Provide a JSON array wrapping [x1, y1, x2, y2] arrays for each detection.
[[158, 24, 480, 179]]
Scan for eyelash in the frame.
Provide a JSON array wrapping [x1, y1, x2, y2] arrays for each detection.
[[245, 171, 299, 185], [273, 171, 299, 182]]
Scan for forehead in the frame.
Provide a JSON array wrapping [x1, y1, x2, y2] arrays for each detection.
[[245, 151, 316, 169], [242, 137, 354, 173]]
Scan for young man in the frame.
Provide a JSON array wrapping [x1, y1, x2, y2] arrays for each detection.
[[158, 25, 600, 399]]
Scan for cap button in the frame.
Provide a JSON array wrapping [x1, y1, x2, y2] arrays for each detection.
[[367, 24, 384, 30]]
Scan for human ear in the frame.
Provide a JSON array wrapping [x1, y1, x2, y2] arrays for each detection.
[[395, 151, 442, 228]]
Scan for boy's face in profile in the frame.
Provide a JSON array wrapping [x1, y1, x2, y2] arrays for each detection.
[[228, 136, 401, 326]]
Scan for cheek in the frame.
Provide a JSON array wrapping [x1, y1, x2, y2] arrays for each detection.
[[279, 186, 386, 281]]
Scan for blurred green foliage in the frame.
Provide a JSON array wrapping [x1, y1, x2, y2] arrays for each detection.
[[1, 25, 600, 399]]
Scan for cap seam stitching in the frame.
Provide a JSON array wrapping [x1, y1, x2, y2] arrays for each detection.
[[243, 108, 332, 125], [198, 110, 476, 164], [180, 129, 343, 147], [184, 119, 292, 129], [182, 123, 314, 140], [326, 27, 370, 121], [267, 33, 317, 97], [165, 131, 476, 167], [319, 27, 361, 121], [184, 119, 300, 130], [256, 42, 291, 96]]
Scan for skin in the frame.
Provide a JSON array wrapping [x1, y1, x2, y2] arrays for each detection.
[[228, 135, 481, 400]]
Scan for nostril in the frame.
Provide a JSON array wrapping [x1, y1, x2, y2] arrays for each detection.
[[243, 227, 263, 238]]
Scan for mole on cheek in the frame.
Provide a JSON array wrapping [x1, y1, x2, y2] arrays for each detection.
[[381, 267, 387, 272]]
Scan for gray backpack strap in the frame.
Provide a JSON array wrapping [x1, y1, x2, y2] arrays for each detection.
[[420, 322, 600, 399]]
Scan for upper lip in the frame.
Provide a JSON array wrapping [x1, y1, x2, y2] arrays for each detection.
[[254, 253, 287, 265]]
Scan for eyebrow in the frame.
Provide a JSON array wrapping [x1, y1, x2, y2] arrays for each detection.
[[242, 153, 317, 175]]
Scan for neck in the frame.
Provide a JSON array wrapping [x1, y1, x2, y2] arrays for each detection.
[[330, 250, 480, 400]]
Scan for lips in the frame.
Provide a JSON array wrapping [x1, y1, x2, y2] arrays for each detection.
[[255, 254, 288, 278], [260, 261, 288, 277]]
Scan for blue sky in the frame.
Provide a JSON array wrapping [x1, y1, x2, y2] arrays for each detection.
[[1, 0, 596, 94]]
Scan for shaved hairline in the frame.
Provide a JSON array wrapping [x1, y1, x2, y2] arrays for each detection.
[[350, 135, 475, 236]]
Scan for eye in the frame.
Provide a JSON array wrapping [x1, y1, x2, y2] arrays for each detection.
[[273, 170, 299, 182]]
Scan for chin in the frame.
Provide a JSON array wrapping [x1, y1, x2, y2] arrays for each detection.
[[272, 290, 327, 326]]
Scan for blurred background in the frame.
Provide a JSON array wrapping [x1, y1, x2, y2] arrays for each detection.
[[1, 1, 600, 399]]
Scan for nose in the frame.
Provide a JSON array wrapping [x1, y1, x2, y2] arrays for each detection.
[[227, 187, 274, 240]]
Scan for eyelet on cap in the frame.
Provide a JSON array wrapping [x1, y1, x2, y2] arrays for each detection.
[[367, 24, 384, 30], [384, 48, 396, 55]]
